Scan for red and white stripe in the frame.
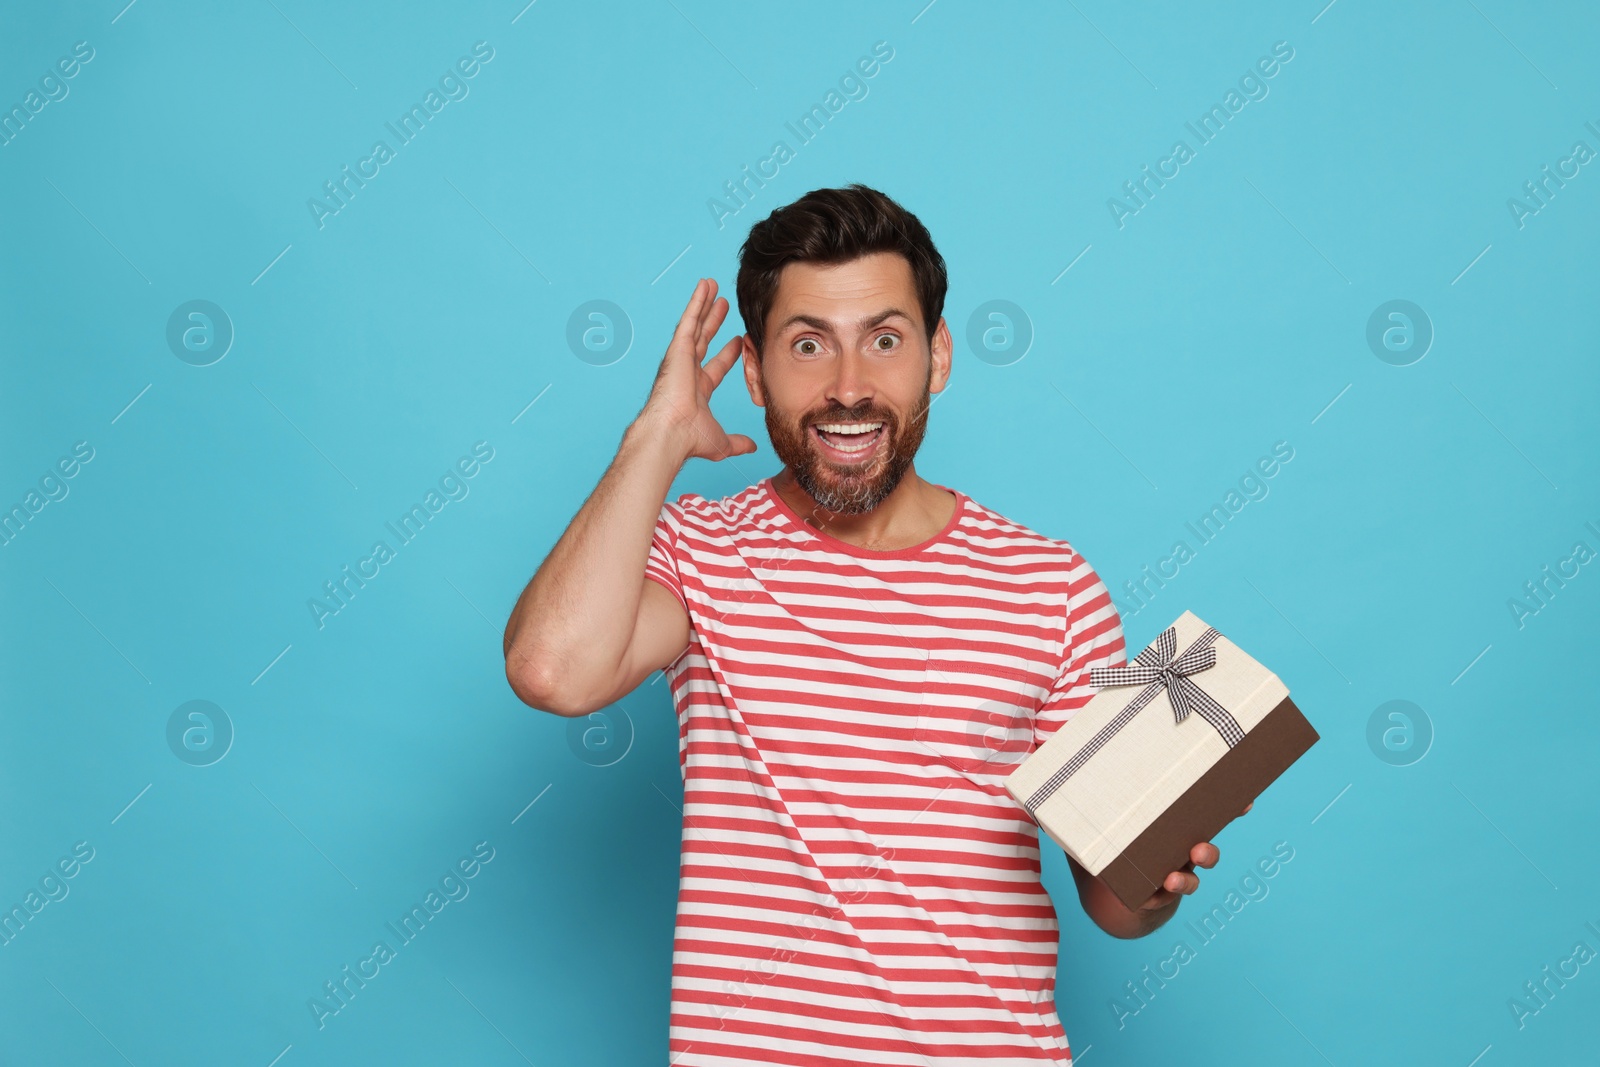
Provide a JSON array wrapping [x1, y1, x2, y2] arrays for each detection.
[[645, 476, 1126, 1066]]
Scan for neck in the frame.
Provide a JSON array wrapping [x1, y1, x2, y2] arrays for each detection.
[[771, 466, 956, 551]]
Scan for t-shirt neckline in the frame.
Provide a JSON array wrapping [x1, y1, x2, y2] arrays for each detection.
[[760, 476, 967, 559]]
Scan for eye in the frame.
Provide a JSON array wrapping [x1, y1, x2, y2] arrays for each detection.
[[874, 332, 900, 351], [794, 337, 823, 356]]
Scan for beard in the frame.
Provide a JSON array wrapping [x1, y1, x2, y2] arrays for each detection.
[[760, 358, 933, 516]]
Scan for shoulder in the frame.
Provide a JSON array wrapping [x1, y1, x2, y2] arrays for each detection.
[[956, 491, 1092, 570], [956, 491, 1121, 619], [663, 482, 773, 536]]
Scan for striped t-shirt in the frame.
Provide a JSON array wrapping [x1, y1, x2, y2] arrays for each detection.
[[644, 475, 1127, 1066]]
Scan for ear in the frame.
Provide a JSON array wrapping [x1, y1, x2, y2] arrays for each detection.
[[742, 335, 766, 406], [929, 317, 953, 395]]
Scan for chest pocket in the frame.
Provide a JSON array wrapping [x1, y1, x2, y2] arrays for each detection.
[[914, 654, 1050, 783]]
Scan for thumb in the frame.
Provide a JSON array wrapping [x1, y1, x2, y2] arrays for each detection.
[[730, 435, 759, 456]]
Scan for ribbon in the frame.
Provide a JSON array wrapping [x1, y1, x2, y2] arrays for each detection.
[[1023, 624, 1246, 816]]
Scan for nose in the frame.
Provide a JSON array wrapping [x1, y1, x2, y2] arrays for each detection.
[[824, 347, 874, 415]]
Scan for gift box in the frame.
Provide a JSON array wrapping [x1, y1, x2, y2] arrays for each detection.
[[1004, 610, 1320, 912]]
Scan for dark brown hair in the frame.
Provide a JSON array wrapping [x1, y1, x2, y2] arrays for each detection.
[[736, 184, 948, 358]]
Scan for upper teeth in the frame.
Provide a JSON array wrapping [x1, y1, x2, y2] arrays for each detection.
[[816, 422, 883, 434]]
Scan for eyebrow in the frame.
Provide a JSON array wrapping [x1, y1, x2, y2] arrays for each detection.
[[774, 308, 915, 336]]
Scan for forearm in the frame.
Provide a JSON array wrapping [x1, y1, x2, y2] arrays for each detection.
[[502, 412, 687, 708]]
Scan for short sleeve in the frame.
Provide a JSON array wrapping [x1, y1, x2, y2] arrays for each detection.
[[1032, 554, 1127, 748], [644, 500, 688, 612]]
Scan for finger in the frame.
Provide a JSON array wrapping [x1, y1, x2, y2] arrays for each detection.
[[697, 297, 731, 358], [1163, 869, 1200, 895], [703, 334, 744, 386], [690, 281, 722, 352], [1139, 888, 1179, 913], [1242, 801, 1253, 816], [672, 279, 708, 347], [694, 289, 726, 351], [719, 433, 758, 458], [1191, 842, 1219, 868]]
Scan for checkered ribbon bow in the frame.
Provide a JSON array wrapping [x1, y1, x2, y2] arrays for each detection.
[[1022, 624, 1246, 816], [1089, 625, 1244, 737]]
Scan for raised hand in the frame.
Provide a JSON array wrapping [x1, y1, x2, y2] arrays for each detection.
[[641, 277, 758, 464]]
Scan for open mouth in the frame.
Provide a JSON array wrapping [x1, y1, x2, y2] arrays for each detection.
[[811, 420, 885, 464]]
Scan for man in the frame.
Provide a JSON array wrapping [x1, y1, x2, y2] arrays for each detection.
[[503, 185, 1249, 1064]]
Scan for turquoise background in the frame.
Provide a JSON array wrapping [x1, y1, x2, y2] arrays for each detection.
[[2, 0, 1596, 1063]]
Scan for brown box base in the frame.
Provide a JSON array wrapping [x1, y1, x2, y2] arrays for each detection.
[[1090, 695, 1320, 912]]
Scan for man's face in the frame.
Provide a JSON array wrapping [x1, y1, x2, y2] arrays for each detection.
[[743, 251, 952, 515]]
